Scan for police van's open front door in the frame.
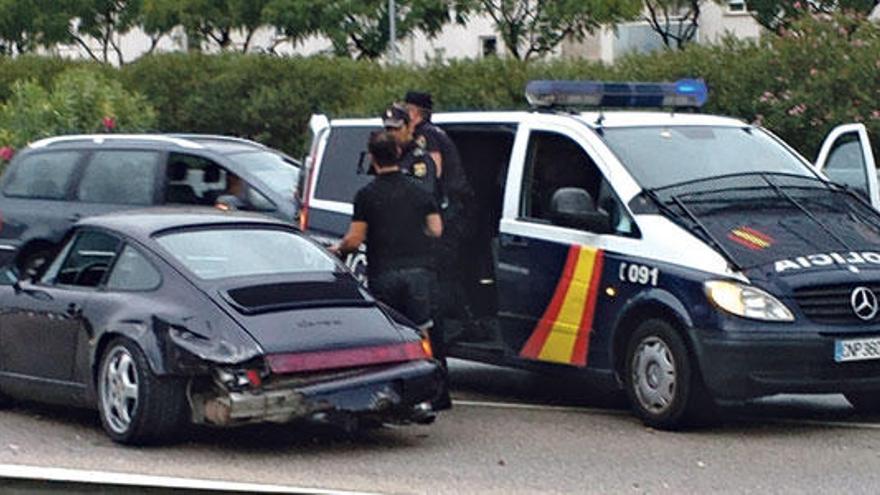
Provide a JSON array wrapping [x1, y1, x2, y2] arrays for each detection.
[[816, 123, 879, 210], [494, 120, 638, 369]]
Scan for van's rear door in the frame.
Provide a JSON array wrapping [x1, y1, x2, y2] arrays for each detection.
[[815, 123, 879, 209]]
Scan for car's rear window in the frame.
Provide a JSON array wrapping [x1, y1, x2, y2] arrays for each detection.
[[2, 151, 82, 199], [156, 228, 338, 280], [314, 126, 376, 203]]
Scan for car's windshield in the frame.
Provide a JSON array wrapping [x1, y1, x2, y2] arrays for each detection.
[[156, 228, 337, 280], [600, 126, 815, 189], [227, 151, 300, 197]]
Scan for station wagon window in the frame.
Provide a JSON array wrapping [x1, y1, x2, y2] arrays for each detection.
[[77, 150, 159, 205], [2, 151, 81, 199], [45, 230, 121, 287], [166, 153, 274, 211], [521, 130, 634, 234], [105, 245, 161, 291]]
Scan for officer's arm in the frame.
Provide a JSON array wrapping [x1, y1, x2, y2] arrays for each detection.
[[334, 221, 368, 255], [430, 151, 442, 178], [424, 213, 443, 238]]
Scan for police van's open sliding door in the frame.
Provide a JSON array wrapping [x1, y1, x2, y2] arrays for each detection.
[[816, 123, 879, 210], [496, 117, 641, 370]]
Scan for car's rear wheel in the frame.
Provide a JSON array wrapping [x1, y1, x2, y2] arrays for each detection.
[[625, 319, 715, 430], [845, 391, 880, 414], [97, 338, 188, 445]]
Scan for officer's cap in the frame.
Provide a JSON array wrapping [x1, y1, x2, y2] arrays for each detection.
[[405, 91, 433, 110], [382, 103, 410, 128]]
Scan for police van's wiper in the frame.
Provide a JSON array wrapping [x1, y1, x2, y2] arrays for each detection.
[[759, 173, 853, 251]]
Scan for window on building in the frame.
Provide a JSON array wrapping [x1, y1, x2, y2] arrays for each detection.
[[728, 0, 747, 13], [480, 36, 497, 58]]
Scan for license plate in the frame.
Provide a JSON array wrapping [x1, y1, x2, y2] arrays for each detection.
[[834, 337, 880, 362]]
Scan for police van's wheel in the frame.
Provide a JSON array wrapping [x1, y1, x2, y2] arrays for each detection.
[[625, 319, 714, 430], [845, 391, 880, 414], [97, 338, 188, 445]]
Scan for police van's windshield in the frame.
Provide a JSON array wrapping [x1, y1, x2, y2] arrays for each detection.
[[601, 126, 815, 189]]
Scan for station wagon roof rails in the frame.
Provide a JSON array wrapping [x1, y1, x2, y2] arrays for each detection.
[[29, 134, 204, 149], [166, 134, 268, 149]]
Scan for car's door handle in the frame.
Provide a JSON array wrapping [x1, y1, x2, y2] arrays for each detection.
[[66, 303, 82, 318], [500, 235, 529, 248]]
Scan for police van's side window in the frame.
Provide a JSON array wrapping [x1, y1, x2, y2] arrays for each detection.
[[520, 130, 634, 235]]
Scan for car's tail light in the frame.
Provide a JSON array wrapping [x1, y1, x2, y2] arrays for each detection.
[[266, 342, 431, 374], [420, 336, 433, 358]]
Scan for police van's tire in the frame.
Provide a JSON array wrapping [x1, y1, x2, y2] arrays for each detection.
[[97, 338, 188, 445], [845, 391, 880, 414], [624, 319, 715, 430]]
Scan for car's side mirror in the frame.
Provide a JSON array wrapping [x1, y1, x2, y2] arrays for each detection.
[[549, 187, 613, 234]]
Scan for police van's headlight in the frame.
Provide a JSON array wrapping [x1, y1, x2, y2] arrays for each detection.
[[705, 281, 794, 322]]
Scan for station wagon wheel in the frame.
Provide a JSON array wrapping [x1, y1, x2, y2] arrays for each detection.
[[97, 338, 188, 445], [624, 319, 716, 430]]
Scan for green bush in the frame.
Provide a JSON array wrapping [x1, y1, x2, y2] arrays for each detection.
[[0, 68, 157, 154], [0, 13, 876, 161]]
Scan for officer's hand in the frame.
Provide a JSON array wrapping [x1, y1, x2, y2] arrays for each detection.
[[328, 244, 343, 258]]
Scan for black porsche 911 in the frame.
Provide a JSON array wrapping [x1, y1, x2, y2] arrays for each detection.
[[0, 210, 445, 444]]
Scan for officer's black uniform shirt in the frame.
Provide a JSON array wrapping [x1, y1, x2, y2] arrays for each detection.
[[400, 141, 440, 202], [413, 121, 473, 200], [352, 171, 439, 280]]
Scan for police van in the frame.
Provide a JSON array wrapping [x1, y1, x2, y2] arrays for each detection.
[[301, 80, 880, 428]]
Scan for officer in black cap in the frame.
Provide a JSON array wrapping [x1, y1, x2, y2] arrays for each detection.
[[383, 102, 442, 204], [405, 91, 476, 339]]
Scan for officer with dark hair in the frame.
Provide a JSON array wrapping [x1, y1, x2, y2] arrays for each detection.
[[405, 91, 477, 339], [331, 130, 446, 361]]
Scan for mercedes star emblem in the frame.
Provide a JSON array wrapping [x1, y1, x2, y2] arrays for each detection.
[[851, 286, 879, 321]]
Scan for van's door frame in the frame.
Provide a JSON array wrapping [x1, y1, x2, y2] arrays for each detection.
[[815, 123, 878, 209]]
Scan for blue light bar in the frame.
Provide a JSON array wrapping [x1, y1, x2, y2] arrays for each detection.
[[525, 79, 708, 109]]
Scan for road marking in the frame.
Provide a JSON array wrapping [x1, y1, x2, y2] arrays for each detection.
[[0, 463, 378, 494], [453, 399, 628, 416], [454, 399, 880, 430]]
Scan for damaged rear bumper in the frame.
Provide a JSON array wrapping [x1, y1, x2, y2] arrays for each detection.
[[191, 360, 445, 427]]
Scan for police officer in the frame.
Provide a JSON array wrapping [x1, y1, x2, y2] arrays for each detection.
[[382, 103, 441, 204], [331, 130, 447, 362], [404, 91, 479, 339]]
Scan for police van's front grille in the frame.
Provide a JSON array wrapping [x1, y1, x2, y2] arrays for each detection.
[[793, 284, 880, 325]]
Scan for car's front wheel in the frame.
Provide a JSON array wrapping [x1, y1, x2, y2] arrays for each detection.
[[97, 338, 188, 445], [625, 319, 715, 430], [845, 391, 880, 414]]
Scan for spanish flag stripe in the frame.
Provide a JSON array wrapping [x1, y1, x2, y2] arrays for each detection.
[[537, 248, 597, 363], [728, 232, 766, 250], [571, 250, 605, 366], [519, 246, 580, 359], [732, 230, 769, 247], [740, 226, 774, 243]]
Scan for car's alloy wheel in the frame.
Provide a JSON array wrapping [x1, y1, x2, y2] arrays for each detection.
[[99, 346, 139, 435], [624, 319, 715, 430], [97, 338, 188, 445]]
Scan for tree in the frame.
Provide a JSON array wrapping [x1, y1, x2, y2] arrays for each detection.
[[748, 0, 879, 35], [643, 0, 703, 50], [142, 0, 272, 53], [454, 0, 642, 60], [0, 0, 73, 55], [287, 0, 452, 60], [64, 0, 144, 65]]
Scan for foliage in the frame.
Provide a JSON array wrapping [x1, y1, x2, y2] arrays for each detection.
[[0, 13, 877, 161], [748, 0, 878, 35], [0, 68, 156, 150], [643, 0, 705, 50], [0, 0, 73, 55], [453, 0, 642, 60]]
